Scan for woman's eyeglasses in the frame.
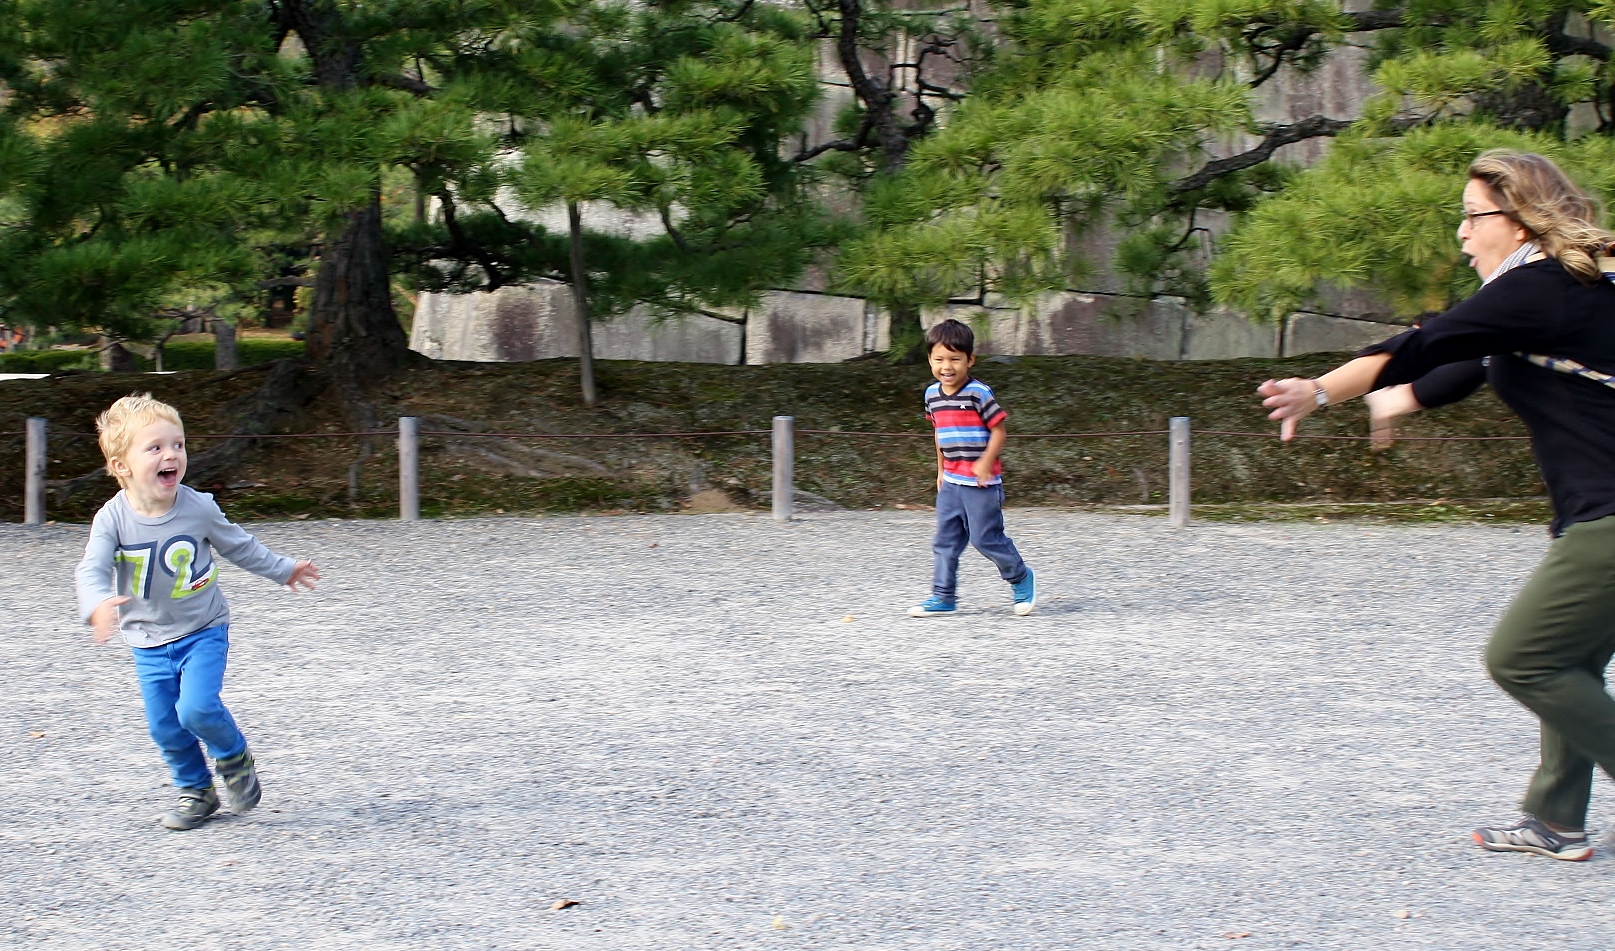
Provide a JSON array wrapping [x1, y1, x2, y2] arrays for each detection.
[[1460, 209, 1510, 226]]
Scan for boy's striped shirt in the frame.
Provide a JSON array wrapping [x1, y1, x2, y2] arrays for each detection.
[[924, 378, 1007, 486]]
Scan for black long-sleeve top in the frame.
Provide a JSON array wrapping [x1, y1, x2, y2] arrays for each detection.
[[1360, 258, 1615, 535]]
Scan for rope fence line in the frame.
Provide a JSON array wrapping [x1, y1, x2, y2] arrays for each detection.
[[796, 429, 1175, 439], [9, 413, 1539, 526], [7, 427, 1535, 443], [416, 429, 773, 439], [1195, 429, 1531, 442], [35, 429, 778, 440]]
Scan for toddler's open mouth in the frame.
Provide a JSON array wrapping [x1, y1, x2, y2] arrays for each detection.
[[158, 466, 179, 487]]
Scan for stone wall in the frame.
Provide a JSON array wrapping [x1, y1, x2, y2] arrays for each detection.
[[414, 281, 1401, 365], [414, 18, 1408, 366], [916, 294, 1398, 362], [412, 282, 743, 364]]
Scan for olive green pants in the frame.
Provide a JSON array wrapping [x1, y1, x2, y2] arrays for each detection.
[[1485, 514, 1615, 830]]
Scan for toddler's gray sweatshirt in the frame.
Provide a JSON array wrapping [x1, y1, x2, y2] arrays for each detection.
[[75, 486, 295, 648]]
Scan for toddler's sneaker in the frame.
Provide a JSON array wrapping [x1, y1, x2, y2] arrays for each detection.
[[160, 786, 220, 831], [1473, 816, 1592, 861], [1011, 568, 1037, 616], [217, 747, 261, 813], [908, 596, 957, 618]]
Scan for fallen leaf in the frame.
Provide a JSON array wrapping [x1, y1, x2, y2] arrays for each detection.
[[290, 513, 310, 520], [1393, 910, 1410, 920], [772, 916, 787, 930], [1223, 933, 1251, 940], [550, 899, 579, 911], [649, 542, 659, 547], [841, 615, 855, 623], [27, 731, 45, 739]]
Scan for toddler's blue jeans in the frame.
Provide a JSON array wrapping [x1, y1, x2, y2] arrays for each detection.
[[130, 624, 247, 791], [932, 481, 1028, 600]]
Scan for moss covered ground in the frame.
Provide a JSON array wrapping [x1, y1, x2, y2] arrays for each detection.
[[0, 352, 1546, 525]]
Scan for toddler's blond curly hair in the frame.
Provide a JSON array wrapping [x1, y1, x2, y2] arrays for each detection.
[[96, 393, 183, 484]]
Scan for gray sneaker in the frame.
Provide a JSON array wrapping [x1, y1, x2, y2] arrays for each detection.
[[216, 747, 261, 813], [1473, 816, 1592, 861], [160, 786, 220, 831]]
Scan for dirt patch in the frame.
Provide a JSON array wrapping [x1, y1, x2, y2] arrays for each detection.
[[682, 488, 747, 513]]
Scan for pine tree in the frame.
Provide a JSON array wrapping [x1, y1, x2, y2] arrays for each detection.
[[507, 0, 835, 404], [836, 0, 1615, 326], [1213, 4, 1615, 319], [1, 0, 838, 412], [793, 0, 984, 358]]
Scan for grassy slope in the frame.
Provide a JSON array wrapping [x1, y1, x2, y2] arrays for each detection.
[[0, 353, 1545, 523]]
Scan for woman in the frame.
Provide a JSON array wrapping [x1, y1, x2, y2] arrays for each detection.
[[1260, 150, 1615, 861]]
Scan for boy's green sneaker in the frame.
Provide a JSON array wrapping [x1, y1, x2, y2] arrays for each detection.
[[160, 786, 220, 831], [216, 747, 261, 813]]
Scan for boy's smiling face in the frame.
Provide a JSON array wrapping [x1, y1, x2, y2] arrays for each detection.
[[113, 419, 187, 515], [928, 342, 975, 394]]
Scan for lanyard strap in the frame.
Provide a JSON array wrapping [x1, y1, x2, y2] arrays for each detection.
[[1512, 252, 1615, 388]]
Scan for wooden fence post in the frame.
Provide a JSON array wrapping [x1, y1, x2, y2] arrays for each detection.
[[772, 415, 794, 522], [399, 417, 419, 522], [1169, 416, 1190, 528], [24, 417, 46, 525]]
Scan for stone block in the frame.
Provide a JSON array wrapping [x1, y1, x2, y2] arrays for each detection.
[[1283, 312, 1397, 356], [745, 291, 871, 364], [594, 309, 743, 364], [1032, 292, 1186, 359], [930, 294, 1192, 359], [1182, 307, 1281, 360], [1307, 282, 1403, 322], [411, 283, 742, 364], [410, 283, 576, 362]]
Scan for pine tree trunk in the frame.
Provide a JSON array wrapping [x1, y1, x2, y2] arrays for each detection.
[[304, 190, 411, 381], [887, 303, 925, 363], [278, 1, 410, 382], [99, 336, 136, 371], [214, 318, 238, 372], [567, 200, 598, 407]]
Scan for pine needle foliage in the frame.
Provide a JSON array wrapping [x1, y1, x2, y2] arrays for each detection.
[[1214, 0, 1615, 321], [0, 0, 835, 370], [841, 0, 1615, 325], [504, 0, 841, 323]]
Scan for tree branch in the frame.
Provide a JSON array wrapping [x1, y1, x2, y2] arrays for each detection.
[[835, 0, 908, 173], [659, 205, 691, 253], [434, 190, 508, 289], [793, 111, 875, 162], [370, 71, 435, 96], [1170, 115, 1353, 194], [709, 0, 756, 23], [1341, 11, 1415, 31], [1545, 31, 1612, 60]]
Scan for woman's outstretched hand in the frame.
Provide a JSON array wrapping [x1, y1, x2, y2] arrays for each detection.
[[1364, 384, 1422, 451], [1258, 378, 1319, 442]]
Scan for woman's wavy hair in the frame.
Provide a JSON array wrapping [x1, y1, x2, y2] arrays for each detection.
[[1469, 150, 1615, 282]]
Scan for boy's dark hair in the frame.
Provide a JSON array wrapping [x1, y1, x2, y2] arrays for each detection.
[[925, 318, 974, 356]]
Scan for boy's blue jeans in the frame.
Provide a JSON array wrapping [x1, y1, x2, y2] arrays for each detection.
[[130, 624, 247, 791], [932, 481, 1028, 600]]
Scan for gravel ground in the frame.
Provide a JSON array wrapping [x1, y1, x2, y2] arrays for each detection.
[[5, 509, 1615, 950]]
